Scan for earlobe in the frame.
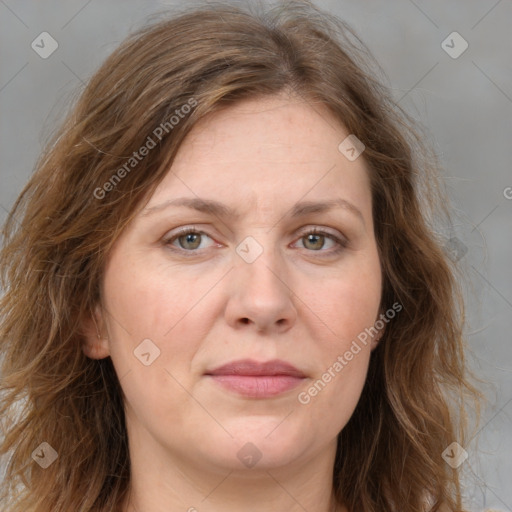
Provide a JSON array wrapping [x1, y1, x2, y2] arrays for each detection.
[[370, 331, 383, 351], [80, 304, 110, 360], [371, 311, 386, 350], [82, 335, 110, 360]]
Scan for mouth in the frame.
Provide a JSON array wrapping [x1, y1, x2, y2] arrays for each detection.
[[204, 359, 307, 398]]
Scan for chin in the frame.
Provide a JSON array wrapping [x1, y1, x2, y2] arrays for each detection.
[[199, 416, 311, 470]]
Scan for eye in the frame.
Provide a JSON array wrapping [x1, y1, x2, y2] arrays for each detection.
[[293, 228, 348, 255], [164, 227, 216, 253]]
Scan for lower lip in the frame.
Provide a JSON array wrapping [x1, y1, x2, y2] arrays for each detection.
[[208, 375, 304, 398]]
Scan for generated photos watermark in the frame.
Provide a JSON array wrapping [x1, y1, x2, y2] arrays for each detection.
[[297, 301, 402, 404], [93, 97, 197, 200]]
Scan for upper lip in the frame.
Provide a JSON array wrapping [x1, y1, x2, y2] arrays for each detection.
[[205, 359, 306, 378]]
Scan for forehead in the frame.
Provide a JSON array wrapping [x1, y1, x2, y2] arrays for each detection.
[[146, 94, 372, 220], [180, 94, 356, 165]]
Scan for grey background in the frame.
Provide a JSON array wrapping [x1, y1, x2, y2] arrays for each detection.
[[0, 0, 511, 510]]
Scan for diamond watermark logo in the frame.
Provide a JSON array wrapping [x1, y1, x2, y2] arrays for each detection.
[[441, 32, 468, 59], [442, 441, 468, 468], [444, 236, 468, 262], [338, 134, 365, 161], [236, 236, 264, 264], [134, 338, 161, 366], [31, 441, 58, 469], [237, 442, 262, 468], [31, 32, 59, 59]]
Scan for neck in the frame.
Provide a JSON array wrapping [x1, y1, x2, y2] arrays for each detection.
[[120, 435, 344, 512]]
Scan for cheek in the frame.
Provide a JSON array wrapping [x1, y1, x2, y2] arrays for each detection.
[[300, 290, 376, 430], [101, 261, 206, 435], [296, 259, 381, 420], [315, 277, 377, 386], [103, 250, 215, 340], [307, 261, 382, 346], [100, 257, 193, 383]]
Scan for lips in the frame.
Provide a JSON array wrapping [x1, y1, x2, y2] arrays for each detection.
[[205, 359, 306, 398], [206, 359, 306, 377]]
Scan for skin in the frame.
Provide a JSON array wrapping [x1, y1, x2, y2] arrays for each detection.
[[82, 92, 383, 512]]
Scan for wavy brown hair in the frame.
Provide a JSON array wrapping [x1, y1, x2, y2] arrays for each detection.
[[0, 1, 482, 511]]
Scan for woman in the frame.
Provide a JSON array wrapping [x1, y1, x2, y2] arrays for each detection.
[[0, 1, 481, 511]]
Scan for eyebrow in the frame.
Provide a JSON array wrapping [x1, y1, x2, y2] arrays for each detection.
[[141, 197, 364, 224]]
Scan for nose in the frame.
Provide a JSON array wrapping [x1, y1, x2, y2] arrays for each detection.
[[224, 241, 297, 334]]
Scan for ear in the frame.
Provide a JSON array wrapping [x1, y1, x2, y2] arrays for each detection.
[[370, 310, 386, 351], [370, 332, 383, 351], [80, 304, 110, 360]]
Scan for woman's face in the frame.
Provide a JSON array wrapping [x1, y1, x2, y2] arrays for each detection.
[[84, 94, 383, 474]]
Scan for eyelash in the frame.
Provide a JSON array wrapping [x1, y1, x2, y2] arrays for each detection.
[[163, 226, 348, 257]]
